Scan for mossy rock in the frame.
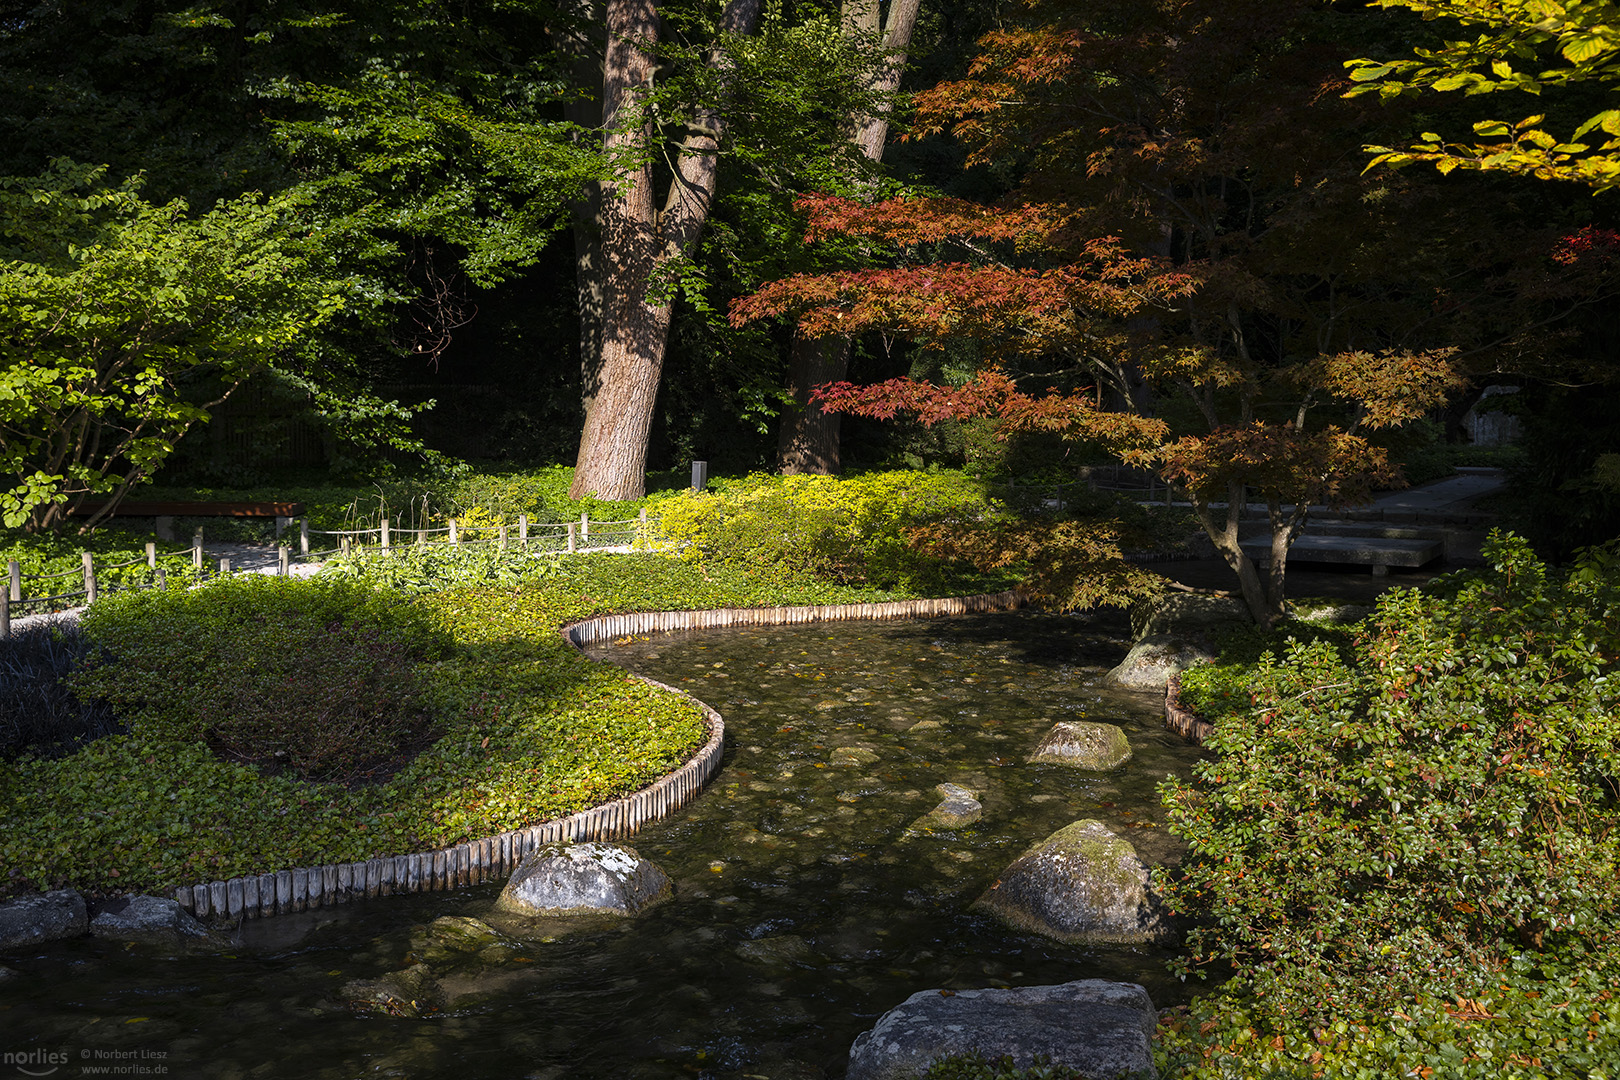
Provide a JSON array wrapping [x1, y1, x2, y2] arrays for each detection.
[[1026, 722, 1132, 770], [973, 820, 1172, 944], [340, 963, 445, 1018]]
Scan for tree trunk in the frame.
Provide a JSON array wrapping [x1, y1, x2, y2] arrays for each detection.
[[1186, 480, 1284, 629], [775, 0, 921, 475], [778, 335, 851, 473], [569, 0, 761, 499]]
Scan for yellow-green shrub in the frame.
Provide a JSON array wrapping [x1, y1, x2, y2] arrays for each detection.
[[652, 471, 993, 588]]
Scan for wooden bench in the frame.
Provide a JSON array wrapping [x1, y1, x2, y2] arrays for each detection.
[[69, 501, 306, 541]]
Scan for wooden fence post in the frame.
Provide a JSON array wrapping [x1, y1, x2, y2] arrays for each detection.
[[8, 559, 19, 602], [193, 528, 204, 570], [145, 542, 156, 568], [219, 557, 231, 575], [300, 517, 310, 556], [82, 551, 96, 605], [341, 536, 351, 558], [0, 589, 8, 640], [278, 546, 290, 576], [518, 514, 529, 548], [499, 525, 508, 552], [449, 519, 460, 546], [581, 512, 589, 542], [567, 522, 577, 553], [156, 568, 168, 590]]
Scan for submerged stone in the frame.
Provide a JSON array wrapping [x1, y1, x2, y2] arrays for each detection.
[[830, 746, 881, 766], [735, 933, 816, 966], [495, 842, 672, 918], [411, 915, 511, 966], [846, 978, 1158, 1080], [907, 783, 983, 833], [341, 964, 445, 1018], [1027, 722, 1132, 770], [974, 820, 1171, 944]]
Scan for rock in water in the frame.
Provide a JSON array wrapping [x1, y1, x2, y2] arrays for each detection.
[[495, 843, 672, 917], [89, 895, 226, 950], [1027, 722, 1132, 769], [341, 964, 445, 1018], [846, 979, 1157, 1080], [1103, 636, 1216, 691], [0, 890, 87, 950], [974, 820, 1171, 944], [908, 784, 983, 832]]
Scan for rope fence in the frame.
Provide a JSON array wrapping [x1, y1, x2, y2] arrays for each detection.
[[1, 509, 661, 639]]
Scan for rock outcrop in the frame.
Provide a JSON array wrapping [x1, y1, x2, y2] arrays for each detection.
[[89, 895, 226, 950], [1026, 722, 1131, 769], [974, 820, 1171, 944], [0, 890, 87, 951], [846, 978, 1158, 1080], [495, 843, 672, 918]]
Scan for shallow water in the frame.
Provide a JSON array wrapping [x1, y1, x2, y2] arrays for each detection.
[[0, 611, 1207, 1079]]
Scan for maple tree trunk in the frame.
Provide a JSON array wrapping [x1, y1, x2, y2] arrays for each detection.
[[569, 0, 760, 499], [775, 0, 921, 475], [1188, 480, 1284, 629], [778, 335, 851, 473]]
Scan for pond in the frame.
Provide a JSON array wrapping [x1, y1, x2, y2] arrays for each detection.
[[0, 611, 1207, 1080]]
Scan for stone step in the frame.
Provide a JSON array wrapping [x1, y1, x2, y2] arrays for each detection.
[[1241, 534, 1443, 576]]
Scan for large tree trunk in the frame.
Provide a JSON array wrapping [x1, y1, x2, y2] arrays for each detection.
[[778, 335, 851, 473], [569, 0, 761, 499], [775, 0, 921, 475]]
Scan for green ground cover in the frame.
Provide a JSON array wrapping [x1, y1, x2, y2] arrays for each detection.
[[0, 553, 936, 901]]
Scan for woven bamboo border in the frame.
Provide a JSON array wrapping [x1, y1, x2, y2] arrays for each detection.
[[1164, 674, 1213, 745], [171, 589, 1025, 923]]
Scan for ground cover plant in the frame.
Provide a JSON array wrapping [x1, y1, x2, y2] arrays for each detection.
[[0, 553, 948, 900], [1155, 533, 1620, 1077]]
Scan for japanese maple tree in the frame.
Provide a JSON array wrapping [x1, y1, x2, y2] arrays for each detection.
[[730, 0, 1514, 627]]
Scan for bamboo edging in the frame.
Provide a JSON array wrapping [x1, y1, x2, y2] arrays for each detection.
[[1164, 674, 1214, 745], [172, 589, 1026, 924]]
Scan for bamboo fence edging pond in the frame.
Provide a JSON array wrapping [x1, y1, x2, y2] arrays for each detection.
[[1164, 674, 1213, 745], [170, 589, 1027, 924]]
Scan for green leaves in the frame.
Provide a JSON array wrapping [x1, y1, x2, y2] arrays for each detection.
[[0, 162, 346, 530], [1158, 532, 1620, 1037]]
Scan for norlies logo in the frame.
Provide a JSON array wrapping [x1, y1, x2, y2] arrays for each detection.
[[3, 1048, 68, 1077]]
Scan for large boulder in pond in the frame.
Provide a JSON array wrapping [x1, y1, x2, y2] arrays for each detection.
[[1027, 722, 1131, 770], [495, 842, 672, 918], [0, 890, 87, 951], [974, 820, 1171, 944], [846, 978, 1157, 1080], [1103, 635, 1215, 691], [90, 895, 227, 950]]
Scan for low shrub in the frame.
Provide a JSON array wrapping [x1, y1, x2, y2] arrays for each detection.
[[0, 622, 123, 760], [1157, 532, 1620, 1074], [652, 470, 997, 589], [73, 575, 451, 782]]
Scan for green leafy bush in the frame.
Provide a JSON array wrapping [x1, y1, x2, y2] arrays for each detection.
[[652, 470, 995, 589], [74, 575, 451, 781], [1156, 533, 1620, 1069]]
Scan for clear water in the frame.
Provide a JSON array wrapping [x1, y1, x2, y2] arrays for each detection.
[[0, 612, 1207, 1079]]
